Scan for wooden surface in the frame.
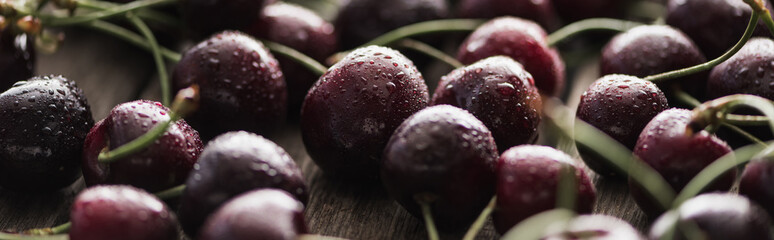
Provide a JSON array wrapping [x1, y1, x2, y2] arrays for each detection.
[[0, 29, 651, 239]]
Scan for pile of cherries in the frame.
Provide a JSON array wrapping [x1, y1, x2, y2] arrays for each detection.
[[1, 0, 774, 239]]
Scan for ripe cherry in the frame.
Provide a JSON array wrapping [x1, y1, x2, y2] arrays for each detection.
[[540, 214, 644, 240], [739, 156, 774, 219]]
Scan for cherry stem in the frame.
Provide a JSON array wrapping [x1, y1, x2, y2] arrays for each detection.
[[83, 20, 181, 62], [462, 196, 496, 240], [555, 164, 577, 211], [644, 11, 759, 83], [0, 233, 68, 239], [546, 18, 643, 47], [39, 0, 176, 26], [128, 13, 169, 105], [672, 89, 771, 126], [98, 85, 199, 164], [260, 39, 327, 76], [392, 39, 463, 68], [416, 198, 439, 240], [673, 89, 767, 146], [500, 209, 575, 240], [744, 0, 774, 37], [76, 0, 179, 27], [686, 94, 774, 137], [154, 184, 186, 200]]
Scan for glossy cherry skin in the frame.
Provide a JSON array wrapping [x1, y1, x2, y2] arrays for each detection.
[[649, 193, 773, 240], [247, 2, 337, 118], [600, 25, 707, 100], [431, 56, 542, 151], [630, 108, 734, 217], [541, 215, 644, 240], [82, 100, 203, 192], [0, 75, 93, 192], [457, 17, 565, 96], [666, 0, 773, 59], [708, 37, 774, 100], [178, 131, 307, 237], [739, 157, 774, 219], [457, 0, 558, 30], [381, 105, 498, 230], [493, 145, 596, 234], [179, 0, 275, 37], [172, 31, 286, 141], [576, 74, 669, 178], [301, 45, 429, 180], [334, 0, 448, 49], [553, 0, 624, 22], [0, 30, 34, 91], [198, 189, 307, 240], [69, 185, 179, 240]]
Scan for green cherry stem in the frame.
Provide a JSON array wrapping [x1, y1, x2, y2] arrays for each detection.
[[547, 18, 643, 47], [260, 39, 328, 76], [644, 11, 759, 83], [39, 0, 176, 26], [500, 209, 575, 240], [674, 88, 770, 127], [83, 20, 181, 62], [673, 89, 767, 146], [462, 196, 496, 240], [744, 0, 774, 37], [415, 195, 439, 240], [154, 184, 186, 200], [392, 39, 464, 69], [127, 13, 170, 105], [76, 0, 180, 27], [98, 85, 200, 164], [555, 164, 577, 211], [686, 94, 774, 136]]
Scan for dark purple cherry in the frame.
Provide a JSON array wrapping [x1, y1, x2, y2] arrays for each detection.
[[69, 185, 178, 240], [600, 25, 707, 100], [247, 2, 337, 118], [178, 131, 307, 236], [708, 37, 774, 100], [198, 189, 307, 240], [666, 0, 773, 59], [172, 31, 286, 141], [576, 74, 669, 178], [0, 30, 34, 91], [553, 0, 624, 22], [179, 0, 275, 37], [630, 108, 734, 217], [493, 145, 596, 234], [739, 157, 774, 219], [301, 45, 429, 180], [431, 56, 542, 151], [82, 100, 203, 192], [541, 215, 644, 240], [457, 0, 558, 30], [649, 193, 773, 240], [0, 75, 93, 192], [334, 0, 448, 49], [457, 17, 565, 96], [381, 105, 498, 230]]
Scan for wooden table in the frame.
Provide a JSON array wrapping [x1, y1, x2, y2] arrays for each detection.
[[0, 29, 650, 240]]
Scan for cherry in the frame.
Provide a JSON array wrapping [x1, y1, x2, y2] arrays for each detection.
[[172, 31, 286, 141], [457, 17, 565, 96], [739, 157, 774, 219], [493, 145, 596, 234], [178, 131, 307, 236], [666, 0, 773, 58], [553, 0, 624, 22], [381, 105, 498, 230], [541, 215, 644, 240], [179, 0, 275, 37], [82, 100, 203, 192], [629, 108, 734, 217], [576, 74, 669, 178], [69, 185, 178, 240], [431, 56, 542, 151], [247, 2, 337, 118], [198, 189, 307, 240], [600, 25, 707, 100], [334, 0, 449, 49], [649, 193, 773, 240], [457, 0, 558, 30], [0, 75, 93, 192], [0, 30, 34, 91], [301, 45, 429, 180], [708, 37, 774, 100]]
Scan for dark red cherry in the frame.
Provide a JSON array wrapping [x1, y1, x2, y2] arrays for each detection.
[[553, 0, 624, 22], [301, 45, 429, 180], [431, 56, 542, 151], [69, 185, 179, 240], [247, 2, 337, 118], [708, 37, 774, 100], [739, 157, 774, 219], [198, 189, 307, 240], [541, 215, 644, 240], [457, 0, 558, 30], [82, 100, 203, 192], [0, 30, 34, 91], [334, 0, 449, 49], [630, 108, 734, 217], [178, 131, 307, 236], [381, 105, 498, 230], [172, 31, 286, 141], [457, 17, 565, 96], [0, 75, 93, 192], [493, 145, 596, 234], [576, 74, 669, 178], [179, 0, 275, 37], [600, 25, 707, 100], [649, 193, 773, 240]]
